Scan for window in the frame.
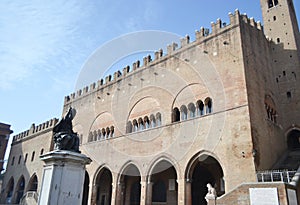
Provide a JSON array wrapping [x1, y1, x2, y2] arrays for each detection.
[[205, 97, 213, 114], [172, 107, 180, 122], [138, 118, 144, 131], [127, 121, 133, 133], [18, 155, 21, 164], [31, 151, 35, 162], [156, 112, 162, 126], [150, 114, 156, 128], [40, 149, 44, 155], [144, 116, 150, 129], [110, 126, 114, 137], [268, 0, 279, 8], [180, 105, 188, 120], [133, 120, 138, 132], [24, 154, 28, 164], [197, 100, 204, 116], [188, 103, 196, 118], [106, 127, 110, 138]]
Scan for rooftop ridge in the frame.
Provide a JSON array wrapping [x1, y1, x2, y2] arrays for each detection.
[[64, 9, 262, 105], [12, 118, 58, 142]]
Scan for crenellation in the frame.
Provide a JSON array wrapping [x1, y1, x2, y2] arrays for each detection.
[[105, 75, 112, 84], [83, 86, 89, 94], [167, 42, 178, 54], [12, 118, 58, 143], [143, 55, 152, 67], [62, 8, 265, 106], [113, 70, 122, 81], [90, 82, 96, 91], [180, 35, 190, 47], [154, 49, 163, 60]]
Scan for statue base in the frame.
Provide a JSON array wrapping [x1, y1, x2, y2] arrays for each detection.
[[38, 150, 91, 205]]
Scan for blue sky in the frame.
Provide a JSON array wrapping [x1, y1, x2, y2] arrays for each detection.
[[0, 1, 299, 138]]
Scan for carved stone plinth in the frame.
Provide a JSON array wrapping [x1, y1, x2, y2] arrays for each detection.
[[38, 150, 91, 205], [206, 197, 216, 205]]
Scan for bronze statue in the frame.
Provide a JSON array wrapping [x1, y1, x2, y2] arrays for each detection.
[[53, 107, 80, 153]]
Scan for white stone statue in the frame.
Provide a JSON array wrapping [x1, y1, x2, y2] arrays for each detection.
[[205, 183, 217, 202]]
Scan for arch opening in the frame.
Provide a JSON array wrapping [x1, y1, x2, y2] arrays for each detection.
[[5, 177, 14, 204], [149, 160, 178, 204], [287, 130, 300, 150], [186, 155, 224, 205], [15, 176, 25, 204], [27, 175, 38, 192], [82, 171, 90, 205], [118, 164, 141, 205], [92, 168, 112, 205]]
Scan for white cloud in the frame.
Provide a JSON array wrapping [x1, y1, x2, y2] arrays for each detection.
[[0, 0, 95, 90]]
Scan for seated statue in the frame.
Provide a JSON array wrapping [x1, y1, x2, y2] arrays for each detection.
[[205, 183, 217, 202], [53, 107, 80, 153]]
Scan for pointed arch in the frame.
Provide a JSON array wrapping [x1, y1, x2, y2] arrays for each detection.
[[27, 174, 38, 192]]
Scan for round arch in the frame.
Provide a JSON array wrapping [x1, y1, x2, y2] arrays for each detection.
[[147, 156, 179, 204], [185, 152, 225, 205], [117, 161, 142, 205], [146, 155, 180, 182], [286, 128, 300, 150], [91, 166, 113, 205]]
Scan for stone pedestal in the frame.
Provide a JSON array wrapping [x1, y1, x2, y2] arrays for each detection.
[[38, 150, 91, 205], [206, 197, 216, 205]]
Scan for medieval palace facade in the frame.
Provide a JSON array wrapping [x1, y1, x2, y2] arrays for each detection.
[[1, 0, 300, 204]]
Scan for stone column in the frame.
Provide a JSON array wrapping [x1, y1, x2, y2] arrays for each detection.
[[185, 179, 192, 205], [176, 178, 186, 205], [115, 182, 124, 205], [145, 182, 153, 205], [140, 178, 147, 205], [38, 150, 91, 205]]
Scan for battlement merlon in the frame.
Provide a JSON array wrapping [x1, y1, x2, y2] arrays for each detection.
[[64, 9, 263, 105], [12, 118, 58, 143]]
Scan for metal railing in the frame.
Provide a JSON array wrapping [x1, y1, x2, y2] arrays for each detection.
[[256, 170, 296, 183]]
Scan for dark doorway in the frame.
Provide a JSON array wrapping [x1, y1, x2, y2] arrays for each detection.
[[287, 130, 300, 150]]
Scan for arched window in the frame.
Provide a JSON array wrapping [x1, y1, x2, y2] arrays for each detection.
[[18, 155, 21, 164], [40, 149, 44, 156], [106, 127, 110, 138], [138, 118, 144, 131], [126, 121, 133, 133], [196, 100, 204, 116], [188, 103, 196, 118], [144, 116, 150, 129], [180, 105, 188, 120], [97, 129, 102, 140], [93, 130, 97, 141], [172, 107, 180, 122], [88, 132, 93, 142], [150, 114, 156, 128], [110, 126, 114, 137], [205, 97, 212, 114], [102, 128, 106, 139], [133, 120, 138, 132], [152, 180, 166, 202], [156, 112, 162, 126]]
